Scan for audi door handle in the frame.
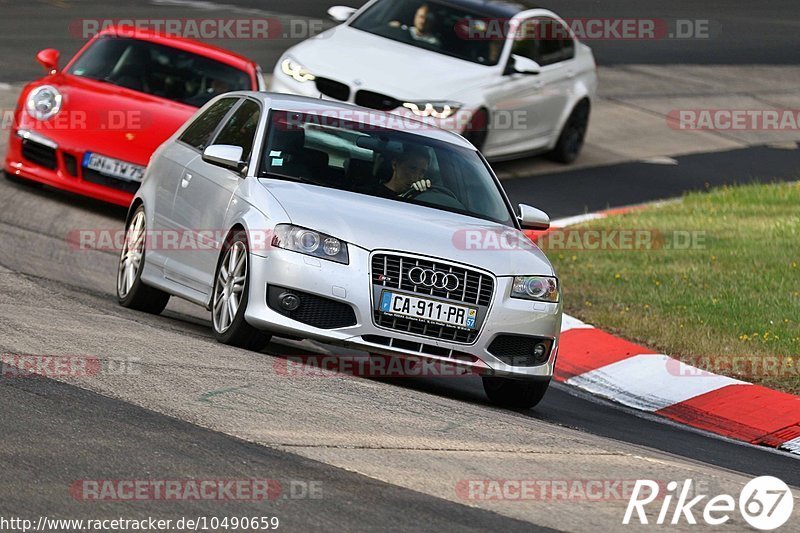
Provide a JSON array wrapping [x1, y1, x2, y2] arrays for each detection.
[[181, 173, 193, 189]]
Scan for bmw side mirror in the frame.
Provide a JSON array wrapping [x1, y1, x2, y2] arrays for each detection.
[[328, 5, 357, 23], [36, 48, 60, 74], [202, 145, 245, 173], [511, 54, 541, 75], [518, 204, 550, 230]]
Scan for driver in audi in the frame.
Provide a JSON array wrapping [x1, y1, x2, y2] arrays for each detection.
[[365, 145, 433, 199]]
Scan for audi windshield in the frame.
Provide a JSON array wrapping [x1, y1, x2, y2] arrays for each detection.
[[259, 110, 515, 226]]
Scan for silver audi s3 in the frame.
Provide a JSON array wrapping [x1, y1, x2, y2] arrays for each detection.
[[117, 92, 562, 408]]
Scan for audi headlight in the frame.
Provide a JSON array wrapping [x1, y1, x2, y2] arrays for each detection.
[[511, 276, 559, 303], [272, 225, 348, 264], [26, 85, 62, 121], [402, 101, 461, 120], [281, 58, 316, 83]]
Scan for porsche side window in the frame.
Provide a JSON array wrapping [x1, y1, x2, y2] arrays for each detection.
[[213, 100, 261, 162], [180, 98, 237, 151]]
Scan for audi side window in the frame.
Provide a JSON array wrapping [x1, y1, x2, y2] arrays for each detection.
[[213, 100, 261, 162], [179, 98, 237, 151]]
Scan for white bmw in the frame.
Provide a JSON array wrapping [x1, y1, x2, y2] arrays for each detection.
[[270, 0, 597, 162]]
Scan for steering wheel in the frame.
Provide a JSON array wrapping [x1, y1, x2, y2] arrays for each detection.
[[401, 184, 459, 201]]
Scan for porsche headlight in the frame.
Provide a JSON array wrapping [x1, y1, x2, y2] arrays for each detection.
[[26, 85, 62, 121], [272, 225, 349, 264], [281, 58, 316, 83], [511, 276, 559, 303], [402, 101, 461, 120]]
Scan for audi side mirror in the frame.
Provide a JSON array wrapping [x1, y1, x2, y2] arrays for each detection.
[[518, 204, 550, 230]]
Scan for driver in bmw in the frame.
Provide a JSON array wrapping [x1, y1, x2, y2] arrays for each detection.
[[368, 146, 433, 198]]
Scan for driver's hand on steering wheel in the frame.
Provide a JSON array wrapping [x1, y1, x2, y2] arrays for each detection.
[[410, 179, 432, 193]]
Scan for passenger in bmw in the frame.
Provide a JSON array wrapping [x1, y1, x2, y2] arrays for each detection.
[[363, 145, 433, 199]]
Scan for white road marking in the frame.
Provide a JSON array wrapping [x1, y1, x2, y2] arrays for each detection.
[[566, 353, 748, 412], [151, 0, 293, 18], [640, 156, 679, 165], [561, 314, 593, 332], [779, 437, 800, 455], [0, 83, 12, 91], [550, 212, 606, 228]]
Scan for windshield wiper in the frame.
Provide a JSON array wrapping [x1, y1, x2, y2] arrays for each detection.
[[260, 172, 318, 185]]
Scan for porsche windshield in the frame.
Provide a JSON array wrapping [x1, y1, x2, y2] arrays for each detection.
[[350, 0, 505, 66], [259, 110, 514, 226], [66, 36, 251, 107]]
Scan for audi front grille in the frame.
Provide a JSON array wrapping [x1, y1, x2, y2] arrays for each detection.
[[370, 253, 495, 343]]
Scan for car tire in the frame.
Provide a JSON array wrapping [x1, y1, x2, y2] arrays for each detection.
[[482, 376, 550, 409], [549, 100, 590, 164], [463, 107, 489, 152], [117, 206, 171, 314], [211, 230, 271, 351]]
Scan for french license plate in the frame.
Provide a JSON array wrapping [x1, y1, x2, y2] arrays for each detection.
[[379, 291, 477, 330], [83, 152, 145, 182]]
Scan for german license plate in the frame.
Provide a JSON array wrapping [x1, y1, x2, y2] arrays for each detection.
[[379, 291, 477, 330], [83, 152, 145, 182]]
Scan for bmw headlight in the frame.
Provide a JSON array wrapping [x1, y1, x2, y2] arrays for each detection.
[[26, 85, 62, 121], [281, 58, 316, 83], [511, 276, 559, 303], [402, 101, 461, 120], [272, 225, 348, 264]]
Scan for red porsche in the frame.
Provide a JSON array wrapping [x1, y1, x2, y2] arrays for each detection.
[[4, 26, 264, 206]]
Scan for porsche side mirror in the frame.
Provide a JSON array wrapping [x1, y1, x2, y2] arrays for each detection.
[[518, 204, 550, 230], [328, 6, 357, 23], [36, 48, 60, 74]]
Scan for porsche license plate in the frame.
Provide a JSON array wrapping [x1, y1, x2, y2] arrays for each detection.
[[83, 152, 145, 182]]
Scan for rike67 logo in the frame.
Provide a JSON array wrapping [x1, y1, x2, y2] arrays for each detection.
[[624, 476, 794, 530]]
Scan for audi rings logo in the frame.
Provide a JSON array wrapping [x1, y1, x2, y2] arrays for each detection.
[[408, 267, 460, 291]]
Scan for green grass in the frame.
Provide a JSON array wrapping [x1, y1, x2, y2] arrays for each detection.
[[548, 182, 800, 394]]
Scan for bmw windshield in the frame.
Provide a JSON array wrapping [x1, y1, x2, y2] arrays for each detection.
[[350, 0, 505, 66], [259, 110, 515, 226]]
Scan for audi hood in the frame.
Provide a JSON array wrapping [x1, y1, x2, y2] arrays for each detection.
[[260, 180, 555, 277]]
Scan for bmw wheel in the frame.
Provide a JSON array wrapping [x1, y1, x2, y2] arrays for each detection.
[[117, 206, 171, 314], [482, 377, 550, 409], [212, 230, 271, 351], [550, 100, 590, 164]]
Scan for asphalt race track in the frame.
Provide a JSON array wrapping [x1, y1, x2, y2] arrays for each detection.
[[0, 0, 799, 530]]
